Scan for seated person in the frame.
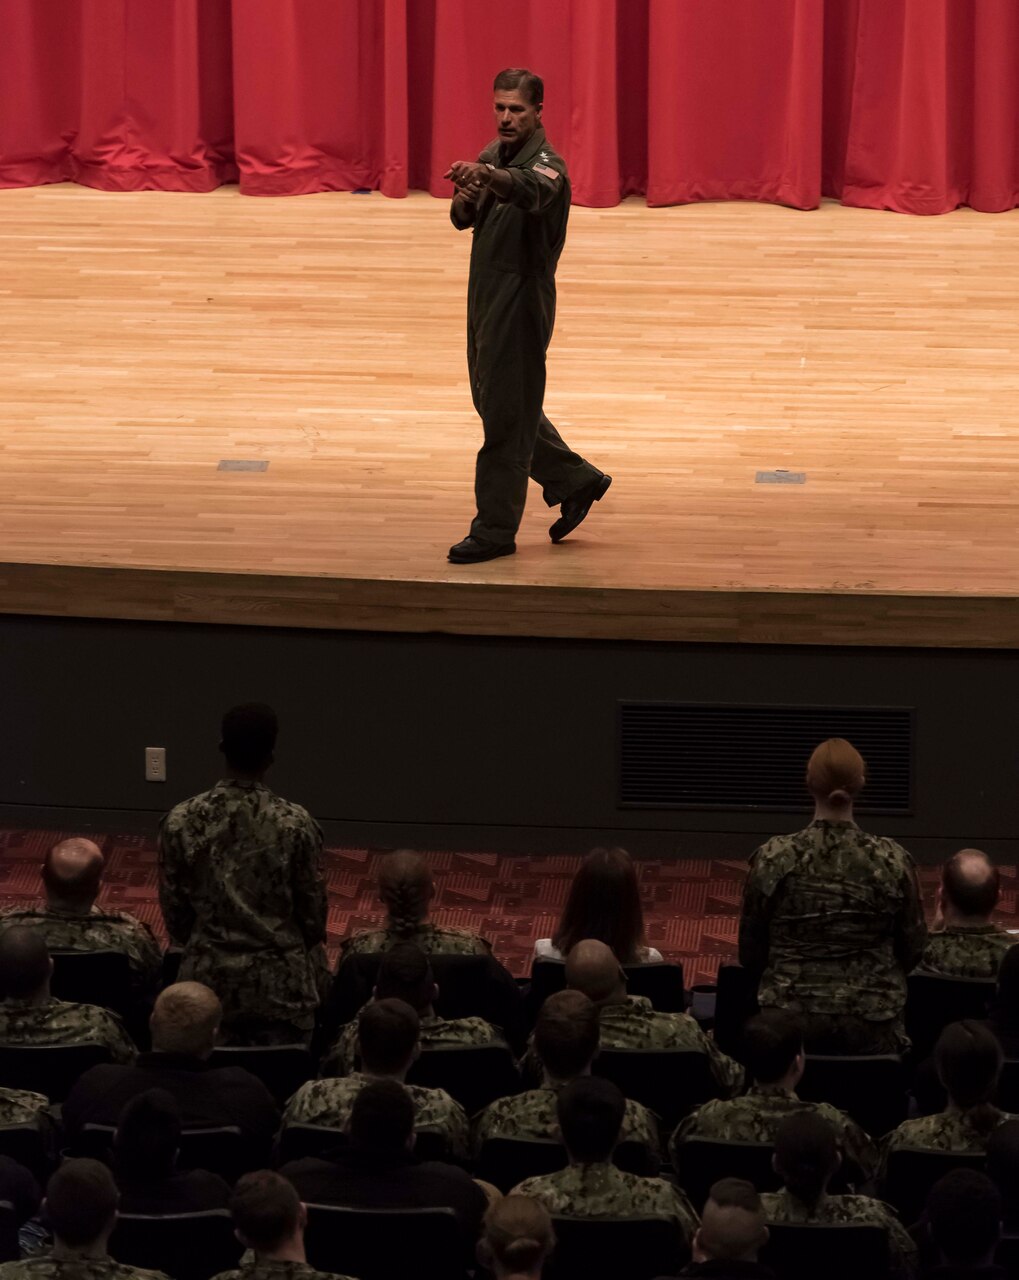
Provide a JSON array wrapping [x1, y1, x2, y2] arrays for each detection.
[[922, 1169, 1003, 1280], [472, 989, 659, 1168], [111, 1089, 231, 1216], [0, 1084, 52, 1127], [670, 1178, 774, 1280], [324, 941, 507, 1076], [283, 999, 468, 1160], [477, 1195, 556, 1280], [671, 1010, 877, 1186], [920, 850, 1015, 980], [760, 1113, 916, 1277], [0, 838, 161, 1004], [0, 1158, 170, 1280], [340, 850, 489, 957], [0, 927, 135, 1064], [211, 1169, 357, 1280], [280, 1080, 488, 1262], [986, 1119, 1019, 1233], [880, 1021, 1013, 1181], [62, 982, 279, 1157], [555, 940, 741, 1096], [512, 1077, 698, 1242], [739, 738, 925, 1055], [534, 848, 663, 965]]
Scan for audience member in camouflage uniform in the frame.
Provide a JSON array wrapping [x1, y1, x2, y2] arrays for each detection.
[[920, 849, 1014, 980], [211, 1171, 356, 1280], [340, 849, 490, 957], [739, 738, 926, 1054], [0, 838, 161, 1004], [512, 1078, 698, 1246], [324, 941, 505, 1075], [761, 1112, 917, 1277], [0, 928, 135, 1064], [924, 1169, 1004, 1276], [283, 998, 469, 1160], [159, 704, 328, 1046], [534, 939, 741, 1096], [879, 1021, 1013, 1184], [671, 1009, 877, 1185], [0, 1086, 51, 1127], [472, 989, 659, 1166], [0, 1159, 170, 1280]]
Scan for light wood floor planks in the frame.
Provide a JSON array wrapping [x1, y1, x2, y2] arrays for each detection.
[[1, 184, 1018, 646]]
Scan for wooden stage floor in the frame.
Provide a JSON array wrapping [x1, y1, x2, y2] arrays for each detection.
[[2, 185, 1018, 648]]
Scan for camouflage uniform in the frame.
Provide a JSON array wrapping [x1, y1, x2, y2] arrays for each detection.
[[0, 996, 135, 1064], [282, 1071, 469, 1161], [340, 923, 489, 957], [0, 1261, 169, 1280], [324, 1009, 507, 1076], [211, 1261, 355, 1280], [739, 820, 926, 1052], [0, 1085, 51, 1127], [919, 925, 1014, 980], [471, 1084, 660, 1162], [759, 1188, 916, 1276], [512, 1162, 698, 1239], [159, 779, 328, 1045], [878, 1108, 1015, 1181], [0, 906, 162, 1002], [670, 1084, 878, 1185]]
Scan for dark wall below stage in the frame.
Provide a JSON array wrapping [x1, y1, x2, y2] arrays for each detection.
[[1, 614, 1015, 863]]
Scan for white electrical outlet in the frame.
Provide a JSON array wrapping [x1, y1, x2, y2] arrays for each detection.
[[145, 747, 167, 783]]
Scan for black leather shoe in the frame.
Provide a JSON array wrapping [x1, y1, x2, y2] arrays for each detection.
[[549, 474, 612, 543], [447, 535, 516, 564]]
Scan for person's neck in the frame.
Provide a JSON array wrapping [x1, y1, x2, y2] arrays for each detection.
[[11, 983, 51, 1008], [258, 1237, 306, 1266], [52, 1238, 109, 1262], [942, 905, 992, 930], [362, 1065, 408, 1084], [756, 1073, 798, 1095], [596, 987, 629, 1008], [44, 894, 95, 917], [150, 1044, 207, 1061], [226, 769, 266, 785], [542, 1067, 590, 1089], [812, 802, 854, 824]]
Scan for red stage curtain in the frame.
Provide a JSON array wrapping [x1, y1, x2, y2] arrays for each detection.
[[1, 0, 1017, 214]]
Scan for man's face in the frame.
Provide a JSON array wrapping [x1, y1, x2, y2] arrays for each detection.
[[493, 88, 541, 153]]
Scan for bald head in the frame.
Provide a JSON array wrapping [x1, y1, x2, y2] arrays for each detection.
[[942, 849, 1000, 922], [150, 982, 222, 1058], [0, 927, 52, 1001], [565, 939, 627, 1005], [43, 838, 104, 910], [695, 1180, 768, 1264]]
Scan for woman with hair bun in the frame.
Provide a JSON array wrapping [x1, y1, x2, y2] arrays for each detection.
[[738, 738, 926, 1054], [341, 850, 489, 957], [477, 1195, 555, 1280]]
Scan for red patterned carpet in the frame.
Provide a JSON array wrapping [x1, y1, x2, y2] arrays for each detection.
[[2, 829, 1016, 983]]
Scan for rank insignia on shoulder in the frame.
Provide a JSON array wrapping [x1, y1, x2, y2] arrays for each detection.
[[533, 163, 559, 180]]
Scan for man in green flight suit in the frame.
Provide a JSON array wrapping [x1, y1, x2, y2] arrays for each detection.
[[445, 68, 611, 564]]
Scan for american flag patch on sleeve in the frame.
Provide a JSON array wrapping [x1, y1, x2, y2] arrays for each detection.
[[533, 163, 559, 180]]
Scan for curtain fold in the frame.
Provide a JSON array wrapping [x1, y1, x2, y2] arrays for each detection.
[[1, 0, 1017, 214]]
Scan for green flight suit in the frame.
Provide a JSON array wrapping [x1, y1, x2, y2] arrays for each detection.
[[452, 127, 603, 545]]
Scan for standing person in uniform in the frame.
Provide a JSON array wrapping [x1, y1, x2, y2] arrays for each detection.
[[159, 704, 328, 1046], [738, 737, 926, 1055], [445, 68, 611, 564]]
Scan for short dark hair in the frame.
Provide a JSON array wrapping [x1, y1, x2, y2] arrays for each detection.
[[376, 943, 434, 1012], [708, 1178, 763, 1214], [357, 998, 419, 1075], [221, 703, 278, 772], [943, 850, 1000, 918], [556, 1076, 625, 1164], [534, 990, 600, 1080], [114, 1088, 180, 1180], [927, 1169, 1002, 1264], [743, 1010, 803, 1084], [348, 1079, 415, 1154], [0, 927, 51, 999], [46, 1159, 118, 1247], [494, 68, 543, 108], [230, 1171, 301, 1252]]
